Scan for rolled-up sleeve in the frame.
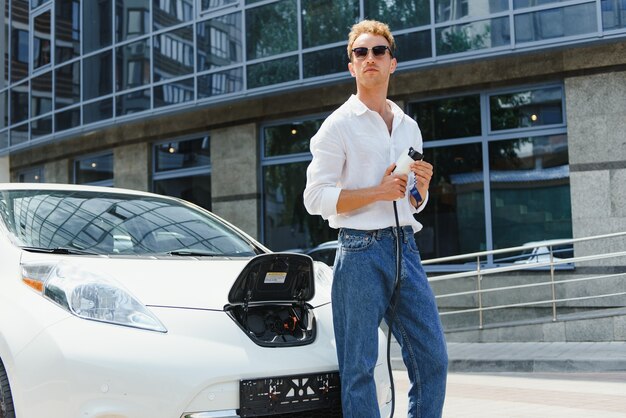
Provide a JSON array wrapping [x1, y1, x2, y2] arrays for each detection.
[[303, 120, 344, 220]]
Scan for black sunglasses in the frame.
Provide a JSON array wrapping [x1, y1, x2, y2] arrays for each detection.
[[351, 45, 392, 59]]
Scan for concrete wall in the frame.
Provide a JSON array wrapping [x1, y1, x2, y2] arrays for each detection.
[[210, 123, 260, 239], [43, 159, 71, 183], [0, 156, 8, 182], [566, 70, 626, 262], [114, 143, 150, 191]]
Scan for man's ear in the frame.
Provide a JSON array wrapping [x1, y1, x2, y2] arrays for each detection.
[[390, 57, 397, 74], [348, 61, 356, 77]]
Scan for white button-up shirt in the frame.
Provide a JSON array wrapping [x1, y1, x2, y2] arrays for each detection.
[[304, 95, 428, 232]]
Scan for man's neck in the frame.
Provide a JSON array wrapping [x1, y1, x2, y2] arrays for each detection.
[[356, 88, 389, 117]]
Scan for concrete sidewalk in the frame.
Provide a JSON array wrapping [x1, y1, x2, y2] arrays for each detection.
[[391, 341, 626, 373], [392, 370, 626, 417]]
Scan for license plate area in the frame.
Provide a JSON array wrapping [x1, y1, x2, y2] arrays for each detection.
[[239, 371, 341, 417]]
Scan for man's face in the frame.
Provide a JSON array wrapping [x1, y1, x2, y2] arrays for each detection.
[[348, 33, 397, 89]]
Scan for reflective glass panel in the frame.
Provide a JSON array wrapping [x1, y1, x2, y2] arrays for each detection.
[[116, 88, 150, 115], [84, 0, 112, 53], [75, 153, 113, 184], [55, 107, 80, 132], [17, 167, 43, 182], [0, 91, 7, 128], [514, 0, 567, 8], [31, 116, 52, 139], [154, 26, 194, 82], [154, 174, 212, 211], [155, 136, 210, 172], [408, 95, 481, 141], [10, 123, 29, 146], [264, 119, 323, 157], [490, 87, 563, 131], [116, 39, 150, 91], [247, 55, 298, 89], [153, 0, 194, 30], [84, 50, 113, 100], [2, 1, 8, 87], [263, 162, 336, 251], [154, 77, 194, 108], [301, 0, 359, 48], [394, 30, 431, 62], [11, 1, 29, 83], [116, 0, 149, 42], [201, 0, 237, 10], [84, 98, 113, 124], [246, 0, 297, 60], [435, 0, 508, 23], [56, 0, 80, 64], [364, 0, 430, 30], [436, 17, 510, 55], [55, 61, 80, 109], [196, 12, 243, 71], [515, 3, 597, 44], [197, 68, 243, 98], [601, 0, 626, 30], [31, 0, 50, 7], [417, 143, 485, 259], [33, 11, 52, 70], [303, 46, 347, 79], [489, 135, 571, 250], [11, 82, 29, 124], [0, 131, 7, 149], [31, 71, 53, 117]]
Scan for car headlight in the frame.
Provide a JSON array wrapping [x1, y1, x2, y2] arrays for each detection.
[[21, 262, 167, 333]]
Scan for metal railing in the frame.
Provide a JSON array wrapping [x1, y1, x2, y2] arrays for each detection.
[[422, 231, 626, 330]]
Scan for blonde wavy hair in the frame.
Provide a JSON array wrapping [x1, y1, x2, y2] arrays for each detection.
[[347, 20, 396, 61]]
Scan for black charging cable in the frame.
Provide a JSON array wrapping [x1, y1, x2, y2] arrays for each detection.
[[386, 201, 402, 418]]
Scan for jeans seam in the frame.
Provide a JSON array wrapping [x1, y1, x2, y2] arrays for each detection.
[[395, 312, 422, 417]]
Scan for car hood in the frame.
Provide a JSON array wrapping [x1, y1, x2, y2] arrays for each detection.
[[20, 253, 332, 310]]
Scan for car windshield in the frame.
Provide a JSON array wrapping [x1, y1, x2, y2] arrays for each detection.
[[0, 189, 261, 257]]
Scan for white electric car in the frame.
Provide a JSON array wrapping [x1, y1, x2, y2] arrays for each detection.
[[0, 184, 391, 418]]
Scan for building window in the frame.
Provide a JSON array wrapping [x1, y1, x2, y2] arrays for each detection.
[[18, 166, 44, 182], [83, 0, 113, 54], [153, 136, 211, 210], [55, 0, 80, 64], [407, 84, 571, 265], [74, 152, 114, 185], [116, 2, 149, 42], [33, 10, 52, 70], [260, 117, 336, 252], [245, 0, 297, 61], [83, 50, 113, 100]]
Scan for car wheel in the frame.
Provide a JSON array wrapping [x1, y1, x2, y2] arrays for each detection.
[[0, 359, 15, 418]]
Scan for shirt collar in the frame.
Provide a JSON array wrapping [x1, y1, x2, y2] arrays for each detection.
[[348, 94, 405, 124]]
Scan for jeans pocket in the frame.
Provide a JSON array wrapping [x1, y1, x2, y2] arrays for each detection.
[[407, 236, 420, 255], [340, 233, 374, 252]]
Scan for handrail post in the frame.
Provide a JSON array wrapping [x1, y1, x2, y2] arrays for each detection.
[[477, 256, 483, 329], [549, 245, 557, 321]]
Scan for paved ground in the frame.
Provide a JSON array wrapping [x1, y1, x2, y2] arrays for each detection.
[[387, 341, 626, 417], [392, 370, 626, 417]]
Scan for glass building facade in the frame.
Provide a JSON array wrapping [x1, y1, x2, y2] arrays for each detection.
[[1, 0, 625, 268], [1, 0, 625, 150]]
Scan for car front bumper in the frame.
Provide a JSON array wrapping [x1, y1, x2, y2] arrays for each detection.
[[11, 303, 391, 418]]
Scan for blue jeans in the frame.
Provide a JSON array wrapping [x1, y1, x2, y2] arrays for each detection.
[[332, 226, 448, 418]]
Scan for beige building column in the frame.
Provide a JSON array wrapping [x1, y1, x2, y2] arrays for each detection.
[[43, 159, 71, 183], [566, 70, 626, 258], [114, 143, 150, 191], [210, 123, 259, 239], [0, 156, 9, 182]]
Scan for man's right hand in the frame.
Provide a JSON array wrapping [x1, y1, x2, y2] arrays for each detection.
[[379, 163, 407, 201]]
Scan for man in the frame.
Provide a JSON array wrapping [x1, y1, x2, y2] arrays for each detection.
[[303, 20, 448, 418]]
